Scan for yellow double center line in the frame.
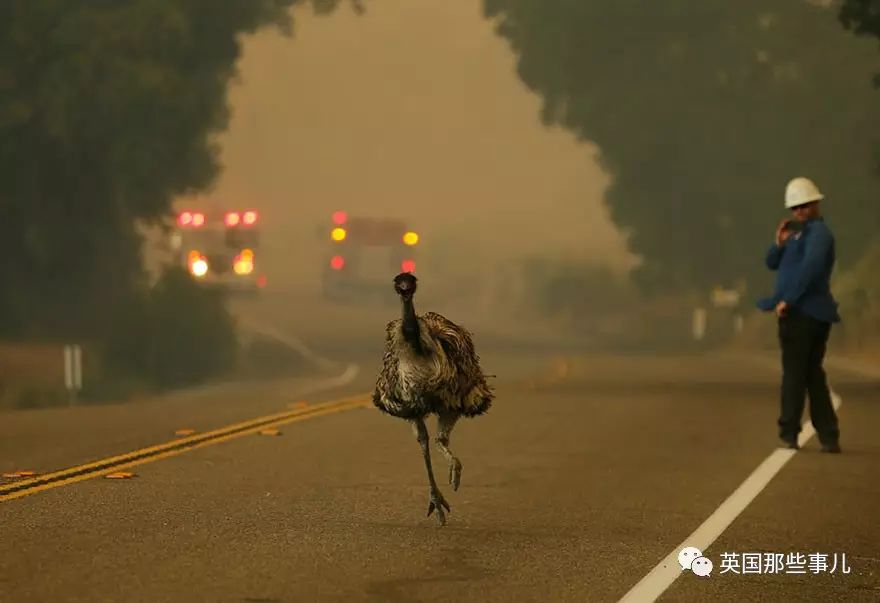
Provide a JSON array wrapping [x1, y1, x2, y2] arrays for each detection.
[[0, 394, 371, 503], [1, 357, 572, 503]]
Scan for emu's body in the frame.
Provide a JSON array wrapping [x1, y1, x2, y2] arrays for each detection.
[[373, 312, 493, 420], [372, 273, 494, 525]]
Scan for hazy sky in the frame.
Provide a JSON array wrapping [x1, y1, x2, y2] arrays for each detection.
[[199, 0, 634, 285]]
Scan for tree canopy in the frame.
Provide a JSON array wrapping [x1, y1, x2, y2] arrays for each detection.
[[841, 0, 880, 84], [0, 0, 355, 338], [483, 1, 880, 295]]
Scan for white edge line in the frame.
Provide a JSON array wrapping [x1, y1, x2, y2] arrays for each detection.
[[618, 390, 843, 602], [240, 319, 342, 371], [238, 319, 361, 394], [298, 363, 361, 395]]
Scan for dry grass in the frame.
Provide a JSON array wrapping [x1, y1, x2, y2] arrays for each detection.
[[0, 342, 67, 409]]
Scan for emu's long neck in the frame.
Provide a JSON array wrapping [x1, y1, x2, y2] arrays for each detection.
[[401, 297, 423, 353]]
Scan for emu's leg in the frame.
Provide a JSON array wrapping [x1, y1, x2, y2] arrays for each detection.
[[435, 412, 463, 491], [411, 418, 450, 525]]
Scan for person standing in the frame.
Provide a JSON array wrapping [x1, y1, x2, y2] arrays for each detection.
[[758, 177, 841, 453]]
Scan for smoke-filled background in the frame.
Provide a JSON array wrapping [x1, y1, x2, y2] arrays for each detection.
[[2, 0, 880, 403], [200, 0, 880, 347], [197, 0, 634, 299]]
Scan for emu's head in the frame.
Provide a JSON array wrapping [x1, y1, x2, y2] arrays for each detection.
[[393, 272, 418, 301]]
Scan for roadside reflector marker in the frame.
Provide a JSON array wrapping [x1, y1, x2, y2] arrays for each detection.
[[105, 472, 136, 480], [2, 471, 37, 478]]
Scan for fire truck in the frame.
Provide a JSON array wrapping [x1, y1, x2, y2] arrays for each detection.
[[170, 208, 267, 293], [322, 210, 419, 301]]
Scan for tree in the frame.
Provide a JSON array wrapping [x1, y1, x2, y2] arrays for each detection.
[[841, 0, 880, 85], [841, 0, 880, 178], [483, 1, 880, 295], [0, 0, 359, 338]]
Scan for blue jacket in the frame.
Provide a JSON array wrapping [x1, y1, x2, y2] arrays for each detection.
[[756, 218, 840, 323]]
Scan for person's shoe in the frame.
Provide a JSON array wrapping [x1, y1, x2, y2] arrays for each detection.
[[820, 442, 841, 454], [779, 438, 799, 450]]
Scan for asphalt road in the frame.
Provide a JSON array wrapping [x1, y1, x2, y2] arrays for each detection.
[[1, 318, 878, 601]]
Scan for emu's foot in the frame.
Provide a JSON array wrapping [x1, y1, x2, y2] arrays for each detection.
[[427, 488, 451, 526], [448, 458, 462, 491]]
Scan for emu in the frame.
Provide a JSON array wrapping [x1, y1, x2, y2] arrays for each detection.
[[372, 272, 494, 526]]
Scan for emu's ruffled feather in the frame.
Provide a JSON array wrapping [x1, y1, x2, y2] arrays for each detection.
[[373, 312, 494, 419]]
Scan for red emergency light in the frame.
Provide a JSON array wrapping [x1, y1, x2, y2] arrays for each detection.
[[332, 210, 347, 225], [401, 259, 416, 273], [330, 255, 345, 270], [178, 211, 205, 227], [242, 210, 258, 225], [225, 212, 241, 227]]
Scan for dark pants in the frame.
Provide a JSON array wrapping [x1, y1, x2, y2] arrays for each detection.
[[778, 311, 840, 444]]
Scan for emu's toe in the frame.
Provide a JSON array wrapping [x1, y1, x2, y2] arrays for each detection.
[[449, 459, 462, 491], [427, 489, 451, 526]]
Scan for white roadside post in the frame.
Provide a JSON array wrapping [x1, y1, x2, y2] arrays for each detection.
[[711, 286, 743, 338], [692, 307, 707, 341], [63, 344, 83, 405]]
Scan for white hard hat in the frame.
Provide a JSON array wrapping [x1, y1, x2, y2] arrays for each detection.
[[785, 177, 824, 208]]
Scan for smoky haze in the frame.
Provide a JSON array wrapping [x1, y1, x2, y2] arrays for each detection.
[[199, 0, 634, 320]]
